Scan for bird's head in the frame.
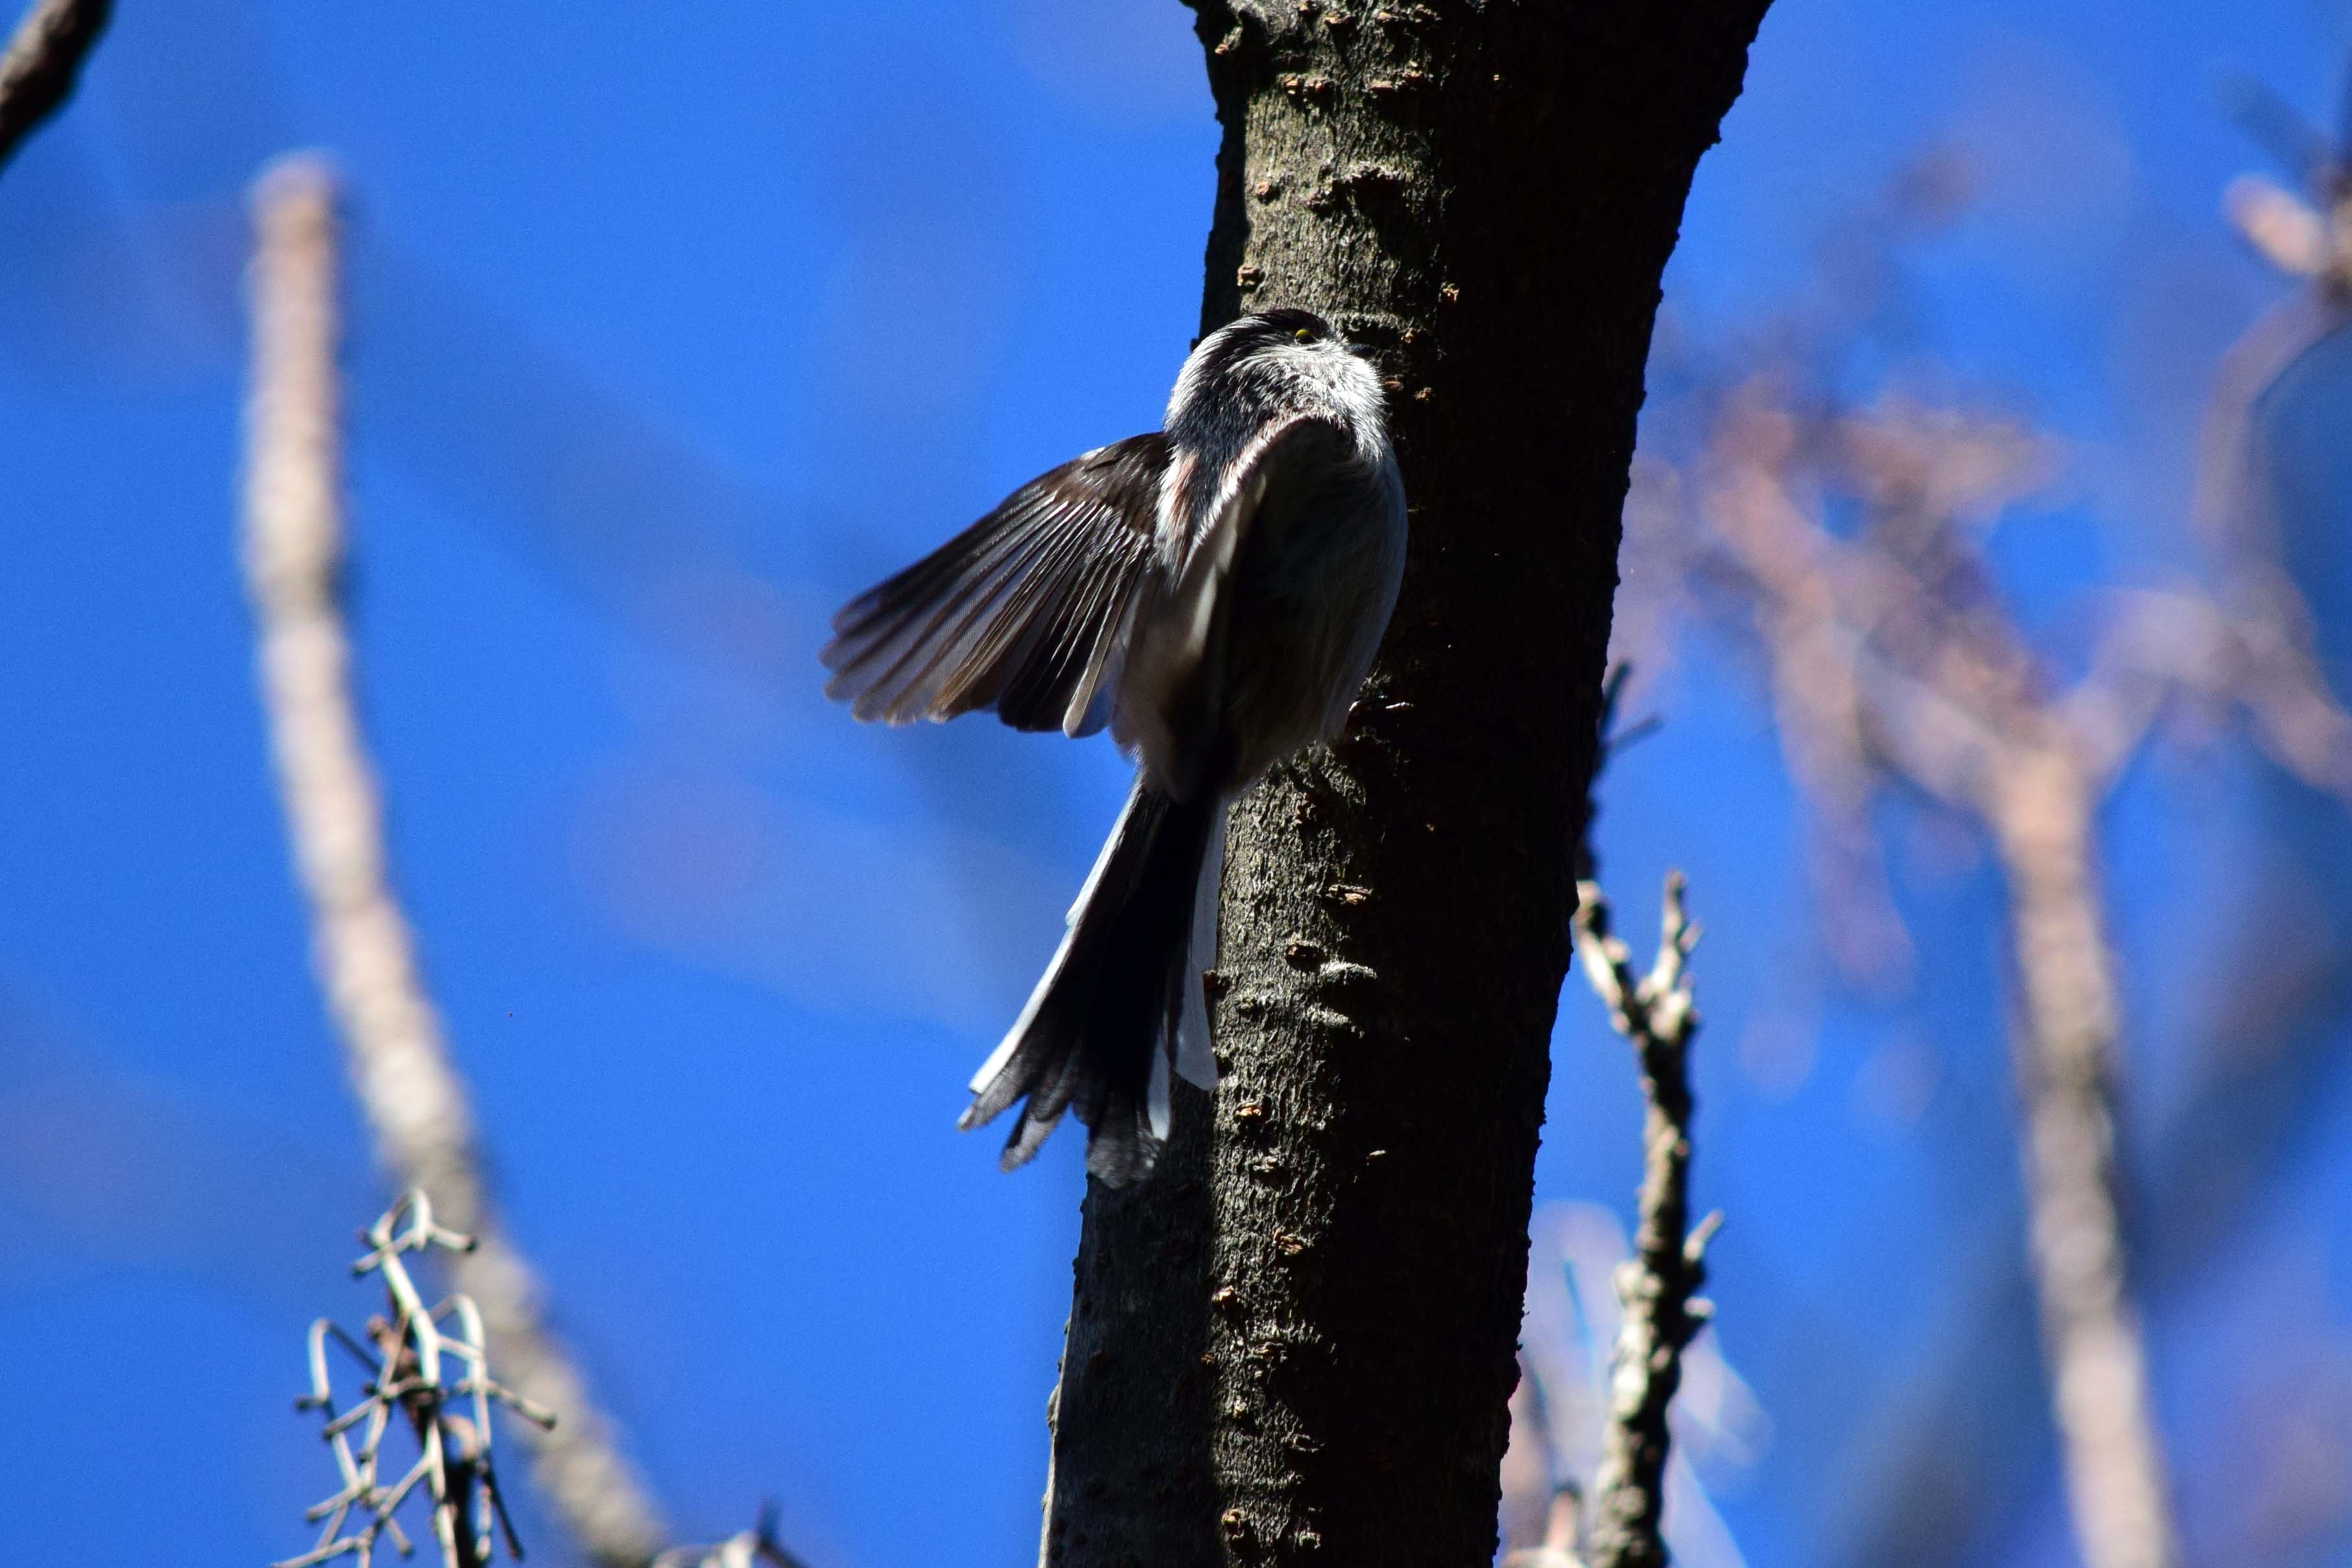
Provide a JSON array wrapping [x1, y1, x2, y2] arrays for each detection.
[[1167, 306, 1387, 438]]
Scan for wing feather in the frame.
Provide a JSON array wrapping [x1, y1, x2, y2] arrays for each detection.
[[822, 434, 1167, 733]]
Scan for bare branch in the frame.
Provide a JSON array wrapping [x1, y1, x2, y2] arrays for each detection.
[[2223, 174, 2331, 278], [1981, 746, 2178, 1568], [2190, 287, 2347, 550], [243, 153, 671, 1568], [1718, 400, 2182, 1568], [1625, 178, 2195, 1568], [0, 0, 110, 176], [1572, 871, 1719, 1568], [281, 1191, 550, 1568], [2068, 579, 2352, 802], [2216, 70, 2342, 195]]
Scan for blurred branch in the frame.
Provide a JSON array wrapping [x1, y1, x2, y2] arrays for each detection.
[[2199, 74, 2352, 552], [1501, 1353, 1570, 1560], [1572, 870, 1719, 1568], [2216, 70, 2342, 197], [0, 0, 109, 175], [1798, 121, 2352, 1567], [2069, 577, 2352, 801], [2192, 270, 2347, 551], [1574, 664, 1645, 885], [2223, 175, 2332, 278], [1684, 388, 2182, 1568], [242, 153, 672, 1568], [1984, 748, 2177, 1568], [1613, 154, 2294, 1564], [1503, 1486, 1589, 1568]]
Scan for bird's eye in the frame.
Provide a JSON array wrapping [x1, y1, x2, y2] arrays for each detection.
[[1293, 326, 1316, 341]]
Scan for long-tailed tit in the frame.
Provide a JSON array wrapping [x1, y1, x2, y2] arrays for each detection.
[[821, 308, 1406, 1182]]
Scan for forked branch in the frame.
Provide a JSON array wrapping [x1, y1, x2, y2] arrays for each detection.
[[1571, 870, 1720, 1568]]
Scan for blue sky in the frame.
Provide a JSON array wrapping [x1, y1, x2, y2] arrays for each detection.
[[4, 2, 2351, 1565]]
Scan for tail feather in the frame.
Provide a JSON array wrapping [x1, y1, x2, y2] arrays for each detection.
[[962, 778, 1223, 1183]]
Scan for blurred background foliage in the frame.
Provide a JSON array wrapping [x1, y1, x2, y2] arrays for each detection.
[[4, 2, 2352, 1565]]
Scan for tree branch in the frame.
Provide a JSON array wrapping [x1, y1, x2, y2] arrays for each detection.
[[241, 153, 672, 1568], [1571, 872, 1717, 1568], [1628, 221, 2194, 1568], [0, 0, 110, 175], [1979, 748, 2177, 1568]]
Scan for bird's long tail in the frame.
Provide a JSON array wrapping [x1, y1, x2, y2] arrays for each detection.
[[962, 776, 1225, 1184]]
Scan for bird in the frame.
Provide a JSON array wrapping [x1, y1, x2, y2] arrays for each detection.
[[820, 306, 1407, 1183]]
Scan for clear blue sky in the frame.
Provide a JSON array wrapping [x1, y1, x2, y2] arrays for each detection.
[[4, 2, 2351, 1565]]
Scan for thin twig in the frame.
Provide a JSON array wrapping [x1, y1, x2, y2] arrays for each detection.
[[282, 1191, 554, 1568], [0, 0, 110, 175], [243, 153, 671, 1568], [649, 1503, 816, 1568], [1571, 870, 1718, 1568]]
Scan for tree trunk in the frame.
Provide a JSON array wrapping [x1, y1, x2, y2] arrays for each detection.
[[1040, 5, 1771, 1565]]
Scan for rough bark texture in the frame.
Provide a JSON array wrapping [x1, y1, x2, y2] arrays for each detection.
[[1043, 1094, 1223, 1566], [1040, 5, 1770, 1566]]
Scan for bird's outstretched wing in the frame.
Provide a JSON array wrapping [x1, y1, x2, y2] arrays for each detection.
[[821, 433, 1168, 735]]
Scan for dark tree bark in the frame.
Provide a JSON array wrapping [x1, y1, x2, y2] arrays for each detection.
[[1040, 5, 1770, 1567]]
